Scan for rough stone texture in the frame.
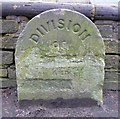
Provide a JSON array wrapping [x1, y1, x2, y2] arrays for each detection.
[[95, 20, 114, 25], [15, 9, 105, 103], [104, 81, 119, 90], [6, 16, 29, 23], [0, 36, 17, 49], [8, 65, 16, 79], [1, 20, 18, 34], [105, 55, 119, 70], [104, 38, 119, 54], [0, 35, 119, 55], [113, 23, 118, 33], [97, 25, 113, 38], [0, 15, 119, 91], [0, 69, 7, 78], [0, 16, 119, 92], [105, 70, 119, 81], [0, 51, 13, 66], [1, 70, 118, 90], [117, 25, 120, 33], [95, 20, 118, 34], [0, 78, 16, 88], [6, 16, 18, 21]]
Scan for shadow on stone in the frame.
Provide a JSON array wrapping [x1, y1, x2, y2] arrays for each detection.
[[19, 98, 97, 109]]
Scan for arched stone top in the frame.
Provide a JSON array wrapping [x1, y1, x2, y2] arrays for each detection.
[[15, 9, 105, 102], [16, 9, 105, 61]]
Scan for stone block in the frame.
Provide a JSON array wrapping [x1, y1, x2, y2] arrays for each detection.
[[6, 16, 17, 20], [95, 20, 114, 25], [15, 9, 105, 104], [1, 70, 119, 90], [105, 55, 119, 70], [113, 33, 118, 40], [113, 22, 119, 33], [105, 70, 119, 82], [104, 81, 120, 90], [6, 16, 29, 23], [1, 20, 18, 34], [104, 38, 119, 54], [95, 20, 119, 34], [8, 65, 16, 79], [17, 16, 29, 23], [0, 69, 7, 78], [0, 51, 14, 65], [97, 25, 113, 38], [118, 24, 120, 33], [0, 78, 16, 88], [0, 36, 17, 49]]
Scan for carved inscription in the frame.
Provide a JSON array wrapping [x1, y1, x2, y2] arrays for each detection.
[[16, 9, 105, 102], [30, 19, 91, 42], [30, 34, 40, 43]]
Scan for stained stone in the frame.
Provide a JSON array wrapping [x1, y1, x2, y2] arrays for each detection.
[[15, 9, 105, 104]]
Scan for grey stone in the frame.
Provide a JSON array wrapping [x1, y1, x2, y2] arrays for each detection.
[[95, 20, 114, 25], [15, 9, 105, 104], [6, 16, 29, 23], [104, 38, 119, 54], [6, 16, 18, 20], [8, 65, 16, 79], [0, 36, 17, 49], [105, 55, 119, 70], [97, 25, 113, 38], [104, 81, 119, 90], [0, 70, 118, 89], [0, 69, 7, 78], [1, 20, 18, 34], [105, 70, 119, 82], [0, 78, 17, 88], [0, 51, 13, 65]]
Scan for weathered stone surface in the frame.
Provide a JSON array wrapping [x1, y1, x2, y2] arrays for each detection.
[[1, 35, 119, 54], [15, 9, 105, 103], [1, 20, 18, 34], [97, 25, 113, 38], [95, 20, 115, 25], [6, 16, 29, 23], [104, 38, 119, 54], [0, 69, 7, 78], [0, 70, 118, 89], [117, 25, 120, 33], [95, 20, 119, 29], [0, 36, 17, 49], [105, 70, 119, 81], [104, 81, 120, 90], [105, 55, 120, 70], [6, 16, 17, 20], [113, 22, 118, 33], [8, 65, 16, 79], [0, 78, 16, 88], [0, 51, 13, 65]]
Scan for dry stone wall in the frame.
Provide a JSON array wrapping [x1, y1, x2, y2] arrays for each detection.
[[0, 15, 119, 90]]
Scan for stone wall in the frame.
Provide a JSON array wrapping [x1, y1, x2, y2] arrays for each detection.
[[0, 15, 119, 90]]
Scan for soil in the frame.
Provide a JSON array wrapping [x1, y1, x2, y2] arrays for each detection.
[[1, 87, 119, 117]]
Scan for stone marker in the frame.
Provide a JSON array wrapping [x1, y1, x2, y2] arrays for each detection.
[[15, 9, 105, 104]]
